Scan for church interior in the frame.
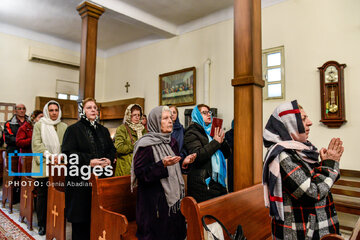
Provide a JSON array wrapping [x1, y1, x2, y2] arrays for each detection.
[[0, 0, 359, 239]]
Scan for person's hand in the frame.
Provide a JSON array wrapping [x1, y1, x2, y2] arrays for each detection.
[[90, 158, 103, 167], [320, 138, 344, 162], [100, 158, 111, 167], [182, 153, 197, 169], [162, 156, 181, 167], [213, 127, 225, 144]]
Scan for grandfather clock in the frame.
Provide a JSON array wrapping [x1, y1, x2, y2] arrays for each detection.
[[318, 61, 346, 128]]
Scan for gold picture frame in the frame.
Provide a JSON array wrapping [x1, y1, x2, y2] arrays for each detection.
[[159, 67, 196, 107]]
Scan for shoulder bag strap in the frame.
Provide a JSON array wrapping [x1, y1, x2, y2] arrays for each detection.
[[202, 215, 234, 240], [124, 124, 135, 145]]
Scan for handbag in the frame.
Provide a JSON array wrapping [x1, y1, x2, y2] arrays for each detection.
[[202, 215, 246, 240]]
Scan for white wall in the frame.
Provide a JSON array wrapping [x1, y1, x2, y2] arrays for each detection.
[[0, 32, 105, 114], [103, 0, 360, 170], [262, 0, 360, 170], [103, 21, 234, 130]]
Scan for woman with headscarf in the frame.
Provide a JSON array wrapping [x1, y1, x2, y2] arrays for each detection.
[[62, 98, 116, 240], [131, 106, 196, 240], [114, 104, 147, 176], [183, 104, 230, 203], [16, 110, 43, 154], [262, 100, 344, 239], [170, 105, 185, 151], [32, 100, 67, 236]]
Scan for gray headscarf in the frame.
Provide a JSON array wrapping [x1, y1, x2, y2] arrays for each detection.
[[131, 106, 185, 213]]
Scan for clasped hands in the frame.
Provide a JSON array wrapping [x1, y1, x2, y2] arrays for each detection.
[[162, 153, 197, 169], [320, 137, 344, 162], [90, 158, 112, 167]]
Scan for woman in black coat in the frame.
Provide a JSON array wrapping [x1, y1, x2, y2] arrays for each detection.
[[183, 104, 230, 203], [62, 98, 116, 240]]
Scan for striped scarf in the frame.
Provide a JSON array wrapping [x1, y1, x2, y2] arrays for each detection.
[[262, 100, 319, 221]]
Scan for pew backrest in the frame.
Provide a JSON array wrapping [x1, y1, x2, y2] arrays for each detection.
[[91, 174, 137, 222], [20, 156, 32, 173], [181, 184, 272, 240]]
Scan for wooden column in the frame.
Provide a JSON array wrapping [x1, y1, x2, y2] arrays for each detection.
[[77, 2, 104, 100], [232, 0, 264, 190]]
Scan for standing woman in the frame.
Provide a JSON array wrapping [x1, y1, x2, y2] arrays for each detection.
[[183, 104, 230, 203], [62, 98, 116, 240], [170, 106, 185, 151], [16, 110, 43, 153], [131, 106, 196, 240], [263, 100, 343, 239], [114, 104, 146, 176], [32, 100, 67, 236]]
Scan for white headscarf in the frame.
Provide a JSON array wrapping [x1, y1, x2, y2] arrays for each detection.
[[39, 100, 62, 155]]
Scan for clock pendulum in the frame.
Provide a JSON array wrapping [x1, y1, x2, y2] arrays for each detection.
[[328, 86, 338, 113]]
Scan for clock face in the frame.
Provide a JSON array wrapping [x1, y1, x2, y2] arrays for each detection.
[[325, 66, 338, 83]]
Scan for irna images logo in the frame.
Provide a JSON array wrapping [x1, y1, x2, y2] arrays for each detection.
[[8, 151, 43, 177], [8, 151, 113, 180]]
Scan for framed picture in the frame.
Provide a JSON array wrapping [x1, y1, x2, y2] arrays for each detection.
[[159, 67, 196, 107]]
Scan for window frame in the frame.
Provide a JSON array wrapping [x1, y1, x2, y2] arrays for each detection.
[[262, 46, 285, 100]]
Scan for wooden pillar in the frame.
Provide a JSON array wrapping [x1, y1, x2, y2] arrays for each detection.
[[232, 0, 264, 190], [77, 2, 104, 100]]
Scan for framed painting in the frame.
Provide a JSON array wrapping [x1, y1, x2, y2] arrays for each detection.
[[159, 67, 196, 107]]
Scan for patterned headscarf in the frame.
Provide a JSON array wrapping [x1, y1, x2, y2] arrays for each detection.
[[262, 100, 319, 221], [78, 101, 99, 128], [123, 104, 145, 139]]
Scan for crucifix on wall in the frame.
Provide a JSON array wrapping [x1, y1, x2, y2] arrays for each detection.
[[125, 82, 130, 93]]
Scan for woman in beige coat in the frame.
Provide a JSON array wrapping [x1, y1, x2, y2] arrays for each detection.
[[31, 100, 67, 235]]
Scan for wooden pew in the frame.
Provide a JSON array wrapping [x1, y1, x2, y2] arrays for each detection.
[[19, 156, 36, 230], [46, 163, 66, 240], [1, 151, 19, 213], [90, 174, 137, 240], [181, 184, 272, 240], [0, 149, 5, 185]]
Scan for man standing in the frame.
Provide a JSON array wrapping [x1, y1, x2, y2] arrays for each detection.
[[3, 104, 30, 154]]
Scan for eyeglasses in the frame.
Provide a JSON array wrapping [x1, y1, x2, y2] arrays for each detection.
[[16, 107, 26, 110], [200, 110, 212, 116]]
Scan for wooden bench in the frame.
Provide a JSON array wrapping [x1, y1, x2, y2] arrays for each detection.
[[1, 151, 19, 213], [0, 149, 5, 186], [19, 156, 37, 230], [181, 184, 272, 240], [46, 163, 66, 240], [90, 174, 137, 240]]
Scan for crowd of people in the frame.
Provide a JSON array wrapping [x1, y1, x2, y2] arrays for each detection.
[[0, 99, 344, 240]]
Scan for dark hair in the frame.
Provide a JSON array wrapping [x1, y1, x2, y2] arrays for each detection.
[[169, 105, 179, 115], [197, 104, 210, 111], [142, 114, 147, 118], [48, 102, 59, 109], [131, 104, 142, 116], [32, 110, 43, 119]]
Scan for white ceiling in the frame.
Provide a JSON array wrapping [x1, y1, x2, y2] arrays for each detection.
[[0, 0, 287, 57]]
